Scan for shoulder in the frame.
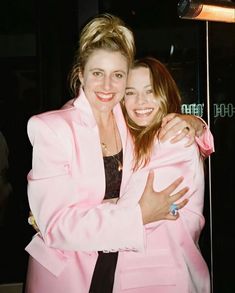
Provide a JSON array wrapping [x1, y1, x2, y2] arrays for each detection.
[[27, 107, 78, 145], [30, 106, 77, 126], [153, 137, 200, 162]]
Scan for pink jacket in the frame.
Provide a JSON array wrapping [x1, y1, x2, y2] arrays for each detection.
[[25, 89, 214, 293], [113, 135, 213, 293]]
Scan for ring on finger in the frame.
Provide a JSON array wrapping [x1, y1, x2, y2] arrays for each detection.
[[169, 203, 179, 216]]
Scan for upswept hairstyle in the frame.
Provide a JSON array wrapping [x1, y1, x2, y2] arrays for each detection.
[[122, 57, 182, 170], [69, 13, 135, 96]]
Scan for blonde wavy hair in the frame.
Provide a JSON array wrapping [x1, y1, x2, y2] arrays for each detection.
[[69, 14, 135, 96], [122, 57, 182, 170]]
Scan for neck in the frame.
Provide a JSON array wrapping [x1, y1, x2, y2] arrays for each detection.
[[98, 112, 122, 156], [95, 112, 113, 128]]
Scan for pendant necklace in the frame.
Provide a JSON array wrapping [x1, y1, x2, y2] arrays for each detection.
[[101, 114, 123, 172]]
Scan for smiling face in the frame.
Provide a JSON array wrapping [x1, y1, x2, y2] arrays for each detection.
[[79, 49, 128, 117], [124, 67, 160, 126]]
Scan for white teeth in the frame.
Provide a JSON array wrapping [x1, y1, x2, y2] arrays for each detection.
[[135, 108, 153, 114], [97, 93, 113, 99]]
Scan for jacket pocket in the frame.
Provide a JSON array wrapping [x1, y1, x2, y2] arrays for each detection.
[[120, 249, 177, 289]]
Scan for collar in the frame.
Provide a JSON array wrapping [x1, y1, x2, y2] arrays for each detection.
[[73, 87, 123, 128]]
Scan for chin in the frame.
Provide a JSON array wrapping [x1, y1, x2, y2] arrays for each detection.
[[135, 120, 150, 127]]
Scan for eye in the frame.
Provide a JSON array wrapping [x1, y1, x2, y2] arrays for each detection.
[[92, 71, 103, 77], [125, 90, 135, 96], [146, 88, 153, 95], [114, 72, 124, 79]]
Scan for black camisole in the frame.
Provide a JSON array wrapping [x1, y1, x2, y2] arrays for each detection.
[[89, 150, 123, 293]]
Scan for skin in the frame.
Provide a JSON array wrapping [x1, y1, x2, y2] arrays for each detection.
[[79, 49, 128, 123], [28, 51, 189, 233], [124, 65, 190, 223], [125, 66, 205, 145], [125, 67, 160, 127]]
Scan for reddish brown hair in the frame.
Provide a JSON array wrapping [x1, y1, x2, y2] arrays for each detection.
[[122, 57, 182, 170]]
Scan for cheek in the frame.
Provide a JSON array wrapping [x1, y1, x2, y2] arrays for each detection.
[[117, 78, 128, 93], [124, 98, 134, 114]]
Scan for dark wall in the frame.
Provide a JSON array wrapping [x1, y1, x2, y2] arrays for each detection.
[[0, 1, 234, 292]]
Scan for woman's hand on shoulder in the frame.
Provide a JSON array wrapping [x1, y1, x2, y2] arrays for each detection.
[[159, 113, 206, 147]]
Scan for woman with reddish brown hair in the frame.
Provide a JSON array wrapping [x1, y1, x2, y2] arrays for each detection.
[[114, 57, 213, 292]]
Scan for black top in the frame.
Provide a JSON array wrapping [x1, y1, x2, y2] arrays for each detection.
[[89, 150, 123, 293]]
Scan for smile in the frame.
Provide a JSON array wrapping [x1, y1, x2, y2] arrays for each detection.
[[96, 92, 114, 102], [134, 108, 154, 116]]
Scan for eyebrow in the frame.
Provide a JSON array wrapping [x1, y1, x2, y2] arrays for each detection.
[[125, 85, 152, 90], [90, 68, 127, 74], [125, 86, 136, 90]]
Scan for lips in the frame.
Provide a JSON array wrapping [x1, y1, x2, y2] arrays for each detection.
[[96, 92, 114, 102], [134, 108, 154, 117]]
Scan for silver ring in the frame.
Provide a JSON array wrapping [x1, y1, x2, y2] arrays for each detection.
[[169, 203, 178, 216]]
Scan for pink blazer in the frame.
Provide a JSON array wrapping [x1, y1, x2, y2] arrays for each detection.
[[25, 90, 145, 292], [113, 136, 214, 292], [25, 89, 214, 293]]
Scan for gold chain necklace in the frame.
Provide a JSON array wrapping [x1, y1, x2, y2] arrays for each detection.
[[101, 114, 123, 172]]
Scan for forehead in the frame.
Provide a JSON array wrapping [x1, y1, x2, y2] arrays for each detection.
[[84, 49, 128, 72], [127, 67, 151, 86]]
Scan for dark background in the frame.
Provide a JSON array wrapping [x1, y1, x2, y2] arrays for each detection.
[[0, 1, 234, 292]]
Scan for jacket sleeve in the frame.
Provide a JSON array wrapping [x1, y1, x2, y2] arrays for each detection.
[[27, 115, 145, 252], [194, 117, 215, 157]]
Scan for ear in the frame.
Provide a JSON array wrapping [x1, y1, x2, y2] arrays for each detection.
[[78, 70, 84, 86]]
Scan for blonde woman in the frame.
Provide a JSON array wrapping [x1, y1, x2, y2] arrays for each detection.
[[25, 15, 213, 293]]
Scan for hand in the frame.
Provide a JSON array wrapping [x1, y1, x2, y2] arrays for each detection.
[[139, 171, 189, 224], [159, 113, 205, 146], [28, 211, 40, 233]]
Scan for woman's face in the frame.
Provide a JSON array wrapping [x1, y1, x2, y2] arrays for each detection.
[[124, 67, 160, 126], [79, 49, 128, 116]]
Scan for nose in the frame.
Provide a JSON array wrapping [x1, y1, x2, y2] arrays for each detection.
[[102, 75, 112, 91], [136, 93, 147, 104]]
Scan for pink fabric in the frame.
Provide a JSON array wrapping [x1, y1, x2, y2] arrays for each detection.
[[114, 136, 214, 292], [195, 116, 215, 157], [25, 90, 144, 293], [25, 89, 214, 292]]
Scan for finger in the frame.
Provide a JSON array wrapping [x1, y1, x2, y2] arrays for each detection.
[[144, 170, 154, 193], [160, 176, 184, 196], [159, 121, 186, 142], [170, 126, 195, 146], [165, 213, 179, 221], [159, 115, 180, 141], [169, 131, 187, 144], [184, 135, 195, 147], [165, 198, 188, 221], [184, 128, 196, 146], [161, 113, 177, 128], [162, 115, 183, 131], [169, 187, 189, 202], [176, 198, 189, 209]]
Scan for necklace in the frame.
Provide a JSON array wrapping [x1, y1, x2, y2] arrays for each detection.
[[101, 114, 123, 172]]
